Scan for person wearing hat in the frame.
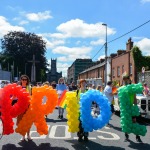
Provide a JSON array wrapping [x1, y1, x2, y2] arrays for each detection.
[[77, 79, 89, 142], [122, 74, 142, 143]]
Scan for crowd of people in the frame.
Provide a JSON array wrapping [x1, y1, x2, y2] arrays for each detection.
[[1, 74, 149, 143]]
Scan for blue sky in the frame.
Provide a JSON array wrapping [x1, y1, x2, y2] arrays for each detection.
[[0, 0, 150, 76]]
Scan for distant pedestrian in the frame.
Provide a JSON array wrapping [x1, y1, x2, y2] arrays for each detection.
[[68, 82, 77, 91], [51, 81, 56, 89], [143, 83, 150, 96], [97, 85, 103, 93], [56, 78, 67, 119]]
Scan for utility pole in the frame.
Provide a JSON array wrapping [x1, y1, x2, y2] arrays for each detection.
[[102, 23, 107, 86]]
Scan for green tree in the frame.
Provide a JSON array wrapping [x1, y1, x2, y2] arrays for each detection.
[[0, 31, 48, 81], [132, 46, 150, 72]]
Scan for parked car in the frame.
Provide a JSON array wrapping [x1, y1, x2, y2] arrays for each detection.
[[114, 94, 150, 119]]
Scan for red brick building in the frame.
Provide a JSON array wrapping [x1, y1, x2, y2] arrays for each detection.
[[111, 38, 136, 85], [78, 58, 111, 85]]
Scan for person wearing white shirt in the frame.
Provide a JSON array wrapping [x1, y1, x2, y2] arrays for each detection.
[[104, 81, 114, 126]]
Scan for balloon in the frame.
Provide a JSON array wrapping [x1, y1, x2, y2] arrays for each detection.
[[16, 85, 58, 136], [118, 83, 147, 136], [66, 92, 79, 133], [0, 83, 30, 135], [79, 90, 112, 132]]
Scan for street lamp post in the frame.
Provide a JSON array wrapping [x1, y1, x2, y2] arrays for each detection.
[[102, 23, 107, 86]]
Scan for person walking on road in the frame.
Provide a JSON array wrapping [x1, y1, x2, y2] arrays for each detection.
[[104, 81, 115, 126], [56, 78, 67, 119], [77, 79, 89, 142], [17, 75, 32, 141], [122, 75, 143, 143]]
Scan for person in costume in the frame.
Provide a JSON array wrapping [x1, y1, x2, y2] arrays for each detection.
[[56, 77, 67, 119], [122, 75, 142, 143], [17, 75, 32, 141], [77, 79, 89, 142]]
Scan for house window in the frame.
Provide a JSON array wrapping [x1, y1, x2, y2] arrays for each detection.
[[112, 68, 115, 77], [130, 64, 132, 75], [117, 67, 120, 76], [122, 65, 124, 73]]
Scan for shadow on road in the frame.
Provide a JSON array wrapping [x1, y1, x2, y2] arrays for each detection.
[[2, 141, 69, 150], [128, 139, 150, 150], [65, 139, 126, 150], [46, 118, 67, 123]]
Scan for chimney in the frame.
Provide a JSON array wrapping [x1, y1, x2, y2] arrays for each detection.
[[126, 38, 133, 51], [117, 50, 126, 56], [110, 53, 117, 58]]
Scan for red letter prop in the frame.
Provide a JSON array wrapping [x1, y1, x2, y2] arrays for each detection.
[[0, 84, 30, 135], [15, 85, 58, 136]]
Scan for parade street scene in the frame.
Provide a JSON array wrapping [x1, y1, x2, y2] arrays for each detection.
[[0, 0, 150, 150]]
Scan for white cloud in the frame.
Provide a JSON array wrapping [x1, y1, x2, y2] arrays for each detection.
[[132, 36, 145, 40], [52, 46, 92, 55], [76, 40, 81, 45], [141, 0, 150, 3], [57, 62, 69, 77], [48, 19, 116, 39], [19, 20, 29, 25], [135, 38, 150, 55], [26, 11, 53, 22], [90, 39, 105, 46], [98, 55, 105, 60], [57, 54, 90, 62], [0, 16, 25, 38], [42, 37, 65, 49]]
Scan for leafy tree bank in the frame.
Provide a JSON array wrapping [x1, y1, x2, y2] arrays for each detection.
[[0, 31, 48, 82], [132, 46, 150, 72]]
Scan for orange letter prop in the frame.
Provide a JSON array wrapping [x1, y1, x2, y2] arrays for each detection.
[[15, 85, 58, 136], [0, 84, 30, 135]]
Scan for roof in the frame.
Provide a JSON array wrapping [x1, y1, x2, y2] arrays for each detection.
[[79, 62, 105, 74]]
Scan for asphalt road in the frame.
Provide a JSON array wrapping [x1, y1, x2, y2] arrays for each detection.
[[0, 109, 150, 150]]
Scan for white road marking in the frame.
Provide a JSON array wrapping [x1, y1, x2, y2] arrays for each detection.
[[30, 125, 120, 140], [49, 125, 71, 139], [30, 125, 50, 139], [97, 130, 120, 140], [74, 137, 96, 140]]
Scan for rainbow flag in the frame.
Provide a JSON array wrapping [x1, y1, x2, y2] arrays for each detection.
[[58, 90, 67, 109]]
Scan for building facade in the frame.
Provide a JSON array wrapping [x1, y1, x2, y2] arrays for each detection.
[[47, 59, 62, 83], [111, 38, 136, 85], [67, 59, 93, 84], [78, 58, 111, 86], [0, 64, 11, 81]]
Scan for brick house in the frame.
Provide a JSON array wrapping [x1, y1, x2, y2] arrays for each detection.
[[78, 58, 111, 85], [111, 38, 136, 85]]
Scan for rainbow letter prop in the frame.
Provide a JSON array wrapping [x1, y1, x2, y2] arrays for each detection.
[[66, 92, 80, 132], [118, 83, 147, 136], [0, 84, 30, 135], [58, 90, 67, 108], [15, 85, 58, 136]]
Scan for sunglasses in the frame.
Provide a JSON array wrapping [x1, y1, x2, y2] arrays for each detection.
[[21, 78, 27, 81]]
